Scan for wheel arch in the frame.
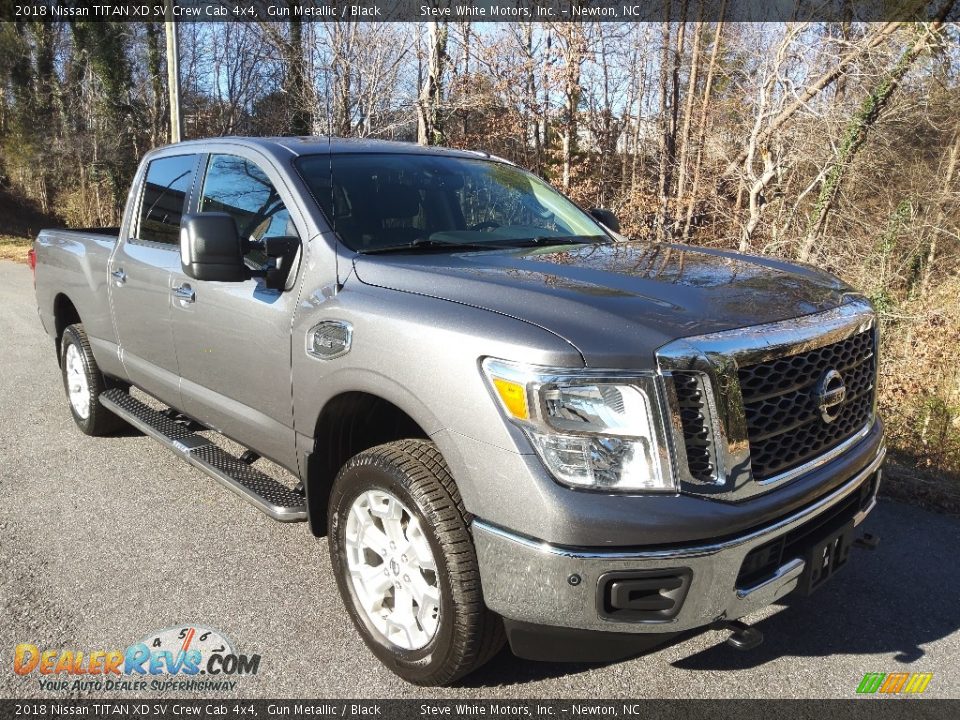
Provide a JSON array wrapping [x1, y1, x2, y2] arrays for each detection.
[[305, 390, 438, 536], [53, 293, 82, 364]]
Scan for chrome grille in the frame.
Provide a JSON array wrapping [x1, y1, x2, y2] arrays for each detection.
[[738, 329, 876, 481], [657, 299, 878, 500]]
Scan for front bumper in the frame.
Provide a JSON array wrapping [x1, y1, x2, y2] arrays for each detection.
[[472, 444, 884, 635]]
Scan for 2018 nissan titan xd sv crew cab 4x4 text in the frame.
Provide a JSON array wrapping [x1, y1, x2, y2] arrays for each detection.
[[33, 137, 884, 685]]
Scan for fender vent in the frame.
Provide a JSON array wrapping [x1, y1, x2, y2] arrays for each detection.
[[672, 372, 718, 484]]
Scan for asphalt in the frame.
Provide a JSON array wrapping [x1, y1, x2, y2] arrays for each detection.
[[1, 259, 958, 700]]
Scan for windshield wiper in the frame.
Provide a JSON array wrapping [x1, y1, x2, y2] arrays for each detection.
[[361, 239, 498, 255], [362, 235, 611, 255], [502, 235, 610, 248]]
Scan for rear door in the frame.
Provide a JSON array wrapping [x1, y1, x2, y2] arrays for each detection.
[[109, 153, 201, 406], [168, 151, 305, 469]]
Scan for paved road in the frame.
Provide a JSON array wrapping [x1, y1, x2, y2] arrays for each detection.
[[1, 259, 958, 700]]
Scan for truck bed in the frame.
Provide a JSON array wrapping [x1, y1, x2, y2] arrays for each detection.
[[33, 227, 122, 369]]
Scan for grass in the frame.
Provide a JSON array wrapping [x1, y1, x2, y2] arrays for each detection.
[[0, 234, 31, 263], [882, 453, 960, 518]]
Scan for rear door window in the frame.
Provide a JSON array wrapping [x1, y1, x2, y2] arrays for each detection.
[[136, 154, 198, 244]]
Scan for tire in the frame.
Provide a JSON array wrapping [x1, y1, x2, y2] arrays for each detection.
[[328, 439, 505, 686], [60, 324, 127, 436]]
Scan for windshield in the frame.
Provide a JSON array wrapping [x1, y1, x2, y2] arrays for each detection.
[[296, 153, 609, 253]]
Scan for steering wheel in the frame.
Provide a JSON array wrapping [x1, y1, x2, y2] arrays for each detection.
[[469, 220, 501, 231]]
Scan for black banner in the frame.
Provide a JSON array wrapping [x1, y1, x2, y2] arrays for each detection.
[[1, 0, 959, 23], [2, 700, 960, 720]]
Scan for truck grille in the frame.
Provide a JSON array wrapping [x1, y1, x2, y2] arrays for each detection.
[[737, 329, 876, 481]]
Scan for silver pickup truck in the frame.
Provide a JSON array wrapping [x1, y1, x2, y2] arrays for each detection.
[[33, 137, 885, 685]]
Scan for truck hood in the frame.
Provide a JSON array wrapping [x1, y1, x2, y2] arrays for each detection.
[[352, 241, 854, 367]]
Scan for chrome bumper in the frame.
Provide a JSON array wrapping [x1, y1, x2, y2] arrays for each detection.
[[472, 446, 885, 634]]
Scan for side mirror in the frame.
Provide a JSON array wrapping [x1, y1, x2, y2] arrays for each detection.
[[259, 236, 300, 291], [588, 207, 621, 233], [179, 213, 247, 282]]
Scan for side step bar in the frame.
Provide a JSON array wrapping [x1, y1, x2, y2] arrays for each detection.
[[100, 389, 307, 522]]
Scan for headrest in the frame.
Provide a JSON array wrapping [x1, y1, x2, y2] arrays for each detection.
[[374, 184, 421, 219]]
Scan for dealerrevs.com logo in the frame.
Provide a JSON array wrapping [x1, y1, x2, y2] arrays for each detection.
[[13, 625, 261, 693]]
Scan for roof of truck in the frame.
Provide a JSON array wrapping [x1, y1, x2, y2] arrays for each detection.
[[153, 136, 502, 161]]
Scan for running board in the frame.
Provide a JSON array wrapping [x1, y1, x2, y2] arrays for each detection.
[[100, 389, 306, 522]]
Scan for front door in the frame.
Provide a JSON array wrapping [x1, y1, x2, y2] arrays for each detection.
[[169, 151, 304, 470], [109, 153, 201, 406]]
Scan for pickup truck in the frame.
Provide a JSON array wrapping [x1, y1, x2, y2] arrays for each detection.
[[33, 137, 885, 686]]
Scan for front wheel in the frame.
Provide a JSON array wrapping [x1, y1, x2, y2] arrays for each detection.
[[328, 439, 504, 686]]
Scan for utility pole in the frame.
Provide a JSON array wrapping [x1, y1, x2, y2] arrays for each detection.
[[164, 0, 183, 143]]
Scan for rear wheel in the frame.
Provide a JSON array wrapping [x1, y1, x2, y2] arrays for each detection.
[[60, 324, 126, 436], [328, 439, 504, 686]]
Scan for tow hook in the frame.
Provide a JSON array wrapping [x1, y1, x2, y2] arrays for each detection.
[[854, 532, 881, 550], [712, 619, 764, 651]]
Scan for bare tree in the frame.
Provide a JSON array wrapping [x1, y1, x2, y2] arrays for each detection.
[[738, 23, 805, 251], [800, 12, 955, 260], [722, 21, 906, 179]]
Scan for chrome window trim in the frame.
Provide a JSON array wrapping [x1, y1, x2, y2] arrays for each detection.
[[656, 296, 877, 501]]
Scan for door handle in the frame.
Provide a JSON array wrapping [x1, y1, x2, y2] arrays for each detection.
[[172, 283, 195, 304], [111, 269, 127, 285]]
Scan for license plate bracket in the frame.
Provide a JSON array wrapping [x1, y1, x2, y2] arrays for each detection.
[[798, 521, 855, 595]]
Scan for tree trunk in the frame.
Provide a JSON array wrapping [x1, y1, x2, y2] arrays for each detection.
[[330, 21, 354, 137], [286, 16, 311, 135], [522, 23, 543, 174], [596, 26, 615, 205], [30, 23, 58, 211], [675, 16, 703, 219], [144, 22, 167, 147], [833, 4, 854, 103], [921, 126, 959, 292], [655, 10, 673, 240], [460, 22, 472, 140], [71, 21, 136, 213], [621, 39, 639, 193], [681, 11, 724, 241], [417, 20, 447, 146], [557, 24, 585, 191], [629, 27, 651, 196]]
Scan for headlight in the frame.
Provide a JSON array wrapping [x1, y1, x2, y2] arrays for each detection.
[[482, 359, 676, 493]]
